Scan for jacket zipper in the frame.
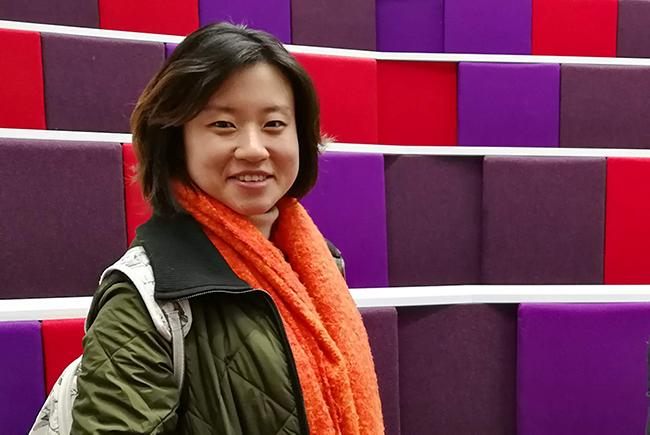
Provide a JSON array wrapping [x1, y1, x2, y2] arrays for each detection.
[[177, 288, 310, 435]]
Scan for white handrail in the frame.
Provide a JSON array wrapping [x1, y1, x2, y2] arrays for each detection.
[[2, 285, 650, 321]]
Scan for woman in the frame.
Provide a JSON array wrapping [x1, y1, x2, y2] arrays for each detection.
[[70, 23, 384, 434]]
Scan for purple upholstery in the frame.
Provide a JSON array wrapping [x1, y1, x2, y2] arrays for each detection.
[[458, 63, 560, 147], [617, 0, 650, 58], [165, 43, 177, 58], [41, 34, 164, 133], [0, 321, 45, 433], [384, 156, 482, 286], [518, 304, 650, 434], [376, 0, 444, 53], [0, 0, 98, 27], [301, 152, 388, 288], [560, 65, 650, 148], [0, 139, 126, 298], [359, 307, 400, 435], [482, 157, 606, 284], [198, 0, 291, 44], [444, 0, 531, 54], [291, 0, 376, 50], [399, 304, 517, 434]]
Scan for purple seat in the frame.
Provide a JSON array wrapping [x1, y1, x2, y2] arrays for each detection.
[[444, 0, 531, 54], [359, 307, 400, 435], [291, 0, 376, 50], [399, 304, 518, 434], [0, 321, 45, 434], [0, 0, 98, 27], [301, 152, 388, 288], [41, 34, 164, 133], [560, 65, 650, 148], [376, 0, 444, 53], [0, 139, 126, 299], [198, 0, 290, 44], [458, 63, 560, 147], [165, 43, 177, 58], [384, 156, 482, 286], [483, 156, 606, 284], [617, 0, 650, 58], [518, 303, 650, 434]]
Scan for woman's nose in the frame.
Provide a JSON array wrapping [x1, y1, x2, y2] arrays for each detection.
[[234, 130, 270, 162]]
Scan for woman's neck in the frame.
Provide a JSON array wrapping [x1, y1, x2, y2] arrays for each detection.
[[244, 206, 280, 239]]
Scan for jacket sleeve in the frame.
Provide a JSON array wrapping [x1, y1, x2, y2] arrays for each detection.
[[71, 280, 179, 434]]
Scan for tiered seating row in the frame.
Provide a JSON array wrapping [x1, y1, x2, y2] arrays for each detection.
[[3, 27, 650, 148], [3, 302, 649, 434], [3, 138, 650, 301], [2, 0, 650, 57]]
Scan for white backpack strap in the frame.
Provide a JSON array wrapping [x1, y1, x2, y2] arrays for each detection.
[[98, 246, 191, 388], [98, 246, 192, 341]]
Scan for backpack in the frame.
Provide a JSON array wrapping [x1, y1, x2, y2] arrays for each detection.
[[28, 246, 192, 435]]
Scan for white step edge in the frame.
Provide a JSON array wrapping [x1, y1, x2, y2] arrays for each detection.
[[2, 285, 650, 321], [3, 19, 650, 67], [3, 128, 650, 158]]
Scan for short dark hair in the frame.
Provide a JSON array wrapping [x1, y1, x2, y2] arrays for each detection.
[[131, 22, 323, 215]]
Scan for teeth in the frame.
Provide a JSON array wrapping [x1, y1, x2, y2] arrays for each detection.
[[237, 175, 267, 182]]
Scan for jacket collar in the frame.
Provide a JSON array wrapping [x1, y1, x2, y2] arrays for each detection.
[[135, 213, 253, 301]]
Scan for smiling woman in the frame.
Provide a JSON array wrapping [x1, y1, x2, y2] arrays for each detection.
[[31, 22, 385, 435], [183, 63, 300, 218]]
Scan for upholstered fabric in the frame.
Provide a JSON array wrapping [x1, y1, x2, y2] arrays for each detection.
[[605, 158, 650, 283], [0, 139, 126, 298], [199, 0, 290, 43], [458, 62, 560, 147], [0, 29, 46, 129], [482, 156, 606, 284], [301, 152, 388, 288], [532, 0, 617, 56], [293, 53, 378, 144], [291, 0, 375, 50], [399, 304, 517, 434], [0, 321, 46, 434], [445, 0, 531, 54], [384, 155, 482, 286], [377, 61, 457, 146], [560, 65, 650, 149], [518, 303, 650, 434], [376, 0, 444, 53], [41, 33, 164, 133]]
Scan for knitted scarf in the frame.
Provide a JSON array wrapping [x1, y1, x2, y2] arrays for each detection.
[[174, 184, 384, 435]]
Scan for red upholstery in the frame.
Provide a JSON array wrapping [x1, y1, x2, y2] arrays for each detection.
[[532, 0, 617, 57], [0, 29, 46, 129], [98, 0, 199, 36], [377, 60, 457, 146], [605, 158, 650, 284], [292, 53, 378, 144], [41, 318, 85, 393], [123, 143, 152, 244]]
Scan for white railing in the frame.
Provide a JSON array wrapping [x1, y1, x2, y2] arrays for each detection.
[[2, 285, 650, 321]]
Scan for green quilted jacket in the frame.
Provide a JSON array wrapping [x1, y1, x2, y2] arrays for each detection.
[[71, 214, 345, 434]]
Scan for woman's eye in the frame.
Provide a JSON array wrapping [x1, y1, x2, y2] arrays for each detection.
[[213, 121, 235, 129], [265, 120, 286, 128]]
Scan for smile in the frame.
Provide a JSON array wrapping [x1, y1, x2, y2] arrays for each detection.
[[235, 175, 269, 182]]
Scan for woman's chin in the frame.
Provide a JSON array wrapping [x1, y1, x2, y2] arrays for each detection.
[[230, 202, 275, 217]]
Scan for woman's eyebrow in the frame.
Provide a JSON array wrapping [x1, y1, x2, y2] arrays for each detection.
[[263, 105, 293, 115], [203, 103, 236, 113]]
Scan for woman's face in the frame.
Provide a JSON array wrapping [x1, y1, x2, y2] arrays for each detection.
[[183, 62, 300, 216]]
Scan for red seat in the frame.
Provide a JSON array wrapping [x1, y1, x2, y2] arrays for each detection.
[[41, 318, 86, 393], [0, 29, 46, 129]]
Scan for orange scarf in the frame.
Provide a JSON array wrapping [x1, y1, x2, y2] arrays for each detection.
[[174, 185, 384, 435]]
